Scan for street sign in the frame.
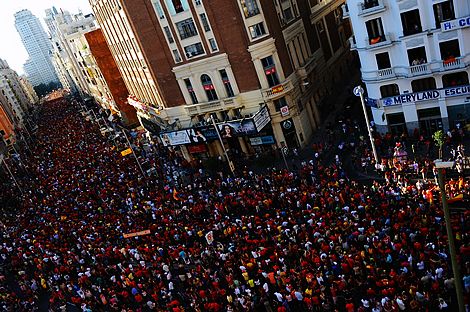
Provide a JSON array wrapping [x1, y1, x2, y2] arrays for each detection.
[[280, 105, 289, 117], [353, 86, 364, 97], [121, 148, 132, 156], [282, 147, 289, 155]]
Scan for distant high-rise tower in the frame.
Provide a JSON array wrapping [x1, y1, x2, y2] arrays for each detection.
[[14, 9, 60, 87]]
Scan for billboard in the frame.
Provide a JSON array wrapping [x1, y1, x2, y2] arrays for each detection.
[[217, 119, 257, 139]]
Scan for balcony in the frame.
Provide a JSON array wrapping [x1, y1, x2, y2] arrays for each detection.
[[349, 36, 357, 50], [341, 4, 349, 19], [358, 0, 386, 17], [378, 68, 395, 78], [184, 96, 240, 115], [297, 57, 316, 78], [262, 80, 293, 100], [439, 56, 466, 71], [408, 63, 431, 77]]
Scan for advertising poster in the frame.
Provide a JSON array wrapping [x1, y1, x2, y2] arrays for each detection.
[[217, 119, 257, 139]]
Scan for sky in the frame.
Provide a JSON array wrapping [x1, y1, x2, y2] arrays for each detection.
[[0, 0, 93, 75]]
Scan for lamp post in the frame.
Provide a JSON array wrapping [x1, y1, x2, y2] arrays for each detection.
[[118, 126, 146, 179], [209, 115, 235, 175], [353, 86, 379, 167], [435, 160, 465, 312]]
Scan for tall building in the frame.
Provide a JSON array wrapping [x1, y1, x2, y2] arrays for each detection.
[[85, 29, 138, 125], [344, 0, 470, 135], [19, 76, 39, 104], [89, 0, 353, 159], [14, 9, 60, 87]]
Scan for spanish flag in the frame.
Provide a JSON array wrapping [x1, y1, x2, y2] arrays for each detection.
[[448, 194, 463, 204]]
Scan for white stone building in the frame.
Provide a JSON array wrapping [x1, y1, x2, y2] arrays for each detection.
[[14, 9, 60, 87], [344, 0, 470, 135]]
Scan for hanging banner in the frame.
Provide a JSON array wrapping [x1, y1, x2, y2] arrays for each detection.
[[217, 119, 257, 139], [123, 229, 151, 238], [253, 106, 271, 132], [160, 130, 191, 146]]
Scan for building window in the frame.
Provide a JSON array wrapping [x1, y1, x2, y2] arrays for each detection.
[[274, 97, 288, 112], [375, 52, 391, 70], [261, 56, 280, 87], [176, 18, 198, 39], [173, 49, 182, 62], [433, 1, 455, 28], [363, 0, 380, 10], [240, 0, 260, 18], [401, 9, 422, 36], [209, 38, 218, 51], [163, 26, 174, 43], [440, 39, 461, 62], [194, 0, 201, 5], [282, 7, 294, 23], [407, 47, 427, 65], [201, 74, 218, 101], [184, 42, 204, 58], [443, 72, 469, 88], [219, 69, 234, 97], [166, 0, 189, 15], [380, 84, 399, 98], [184, 78, 198, 104], [412, 77, 436, 92], [200, 13, 210, 32], [365, 18, 385, 44], [152, 0, 165, 19], [249, 22, 266, 39], [317, 20, 324, 32]]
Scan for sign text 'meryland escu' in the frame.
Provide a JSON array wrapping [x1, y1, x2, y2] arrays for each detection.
[[383, 85, 470, 106]]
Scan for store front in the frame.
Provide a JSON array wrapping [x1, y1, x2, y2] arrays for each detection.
[[418, 107, 442, 136], [447, 103, 470, 129], [387, 112, 407, 135]]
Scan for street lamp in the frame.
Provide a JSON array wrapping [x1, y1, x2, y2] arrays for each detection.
[[435, 160, 465, 312], [353, 85, 379, 167], [208, 115, 235, 175]]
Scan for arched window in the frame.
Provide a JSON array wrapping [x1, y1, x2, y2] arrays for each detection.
[[380, 84, 399, 98], [201, 74, 218, 101], [412, 77, 436, 92], [442, 72, 469, 88]]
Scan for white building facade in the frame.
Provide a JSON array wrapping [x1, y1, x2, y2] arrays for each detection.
[[345, 0, 470, 135], [14, 9, 60, 87]]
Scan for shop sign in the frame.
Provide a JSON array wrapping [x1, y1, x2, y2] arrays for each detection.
[[121, 148, 132, 156], [249, 135, 275, 146], [160, 130, 191, 146], [188, 144, 207, 153], [382, 85, 470, 106], [217, 119, 257, 139], [253, 106, 271, 132], [280, 105, 289, 117], [442, 16, 470, 32]]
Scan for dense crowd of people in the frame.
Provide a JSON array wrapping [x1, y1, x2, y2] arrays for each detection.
[[0, 98, 469, 311]]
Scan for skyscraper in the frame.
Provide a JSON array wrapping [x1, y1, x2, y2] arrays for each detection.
[[14, 9, 60, 87]]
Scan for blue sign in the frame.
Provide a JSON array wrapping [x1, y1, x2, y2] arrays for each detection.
[[249, 136, 275, 146], [365, 97, 378, 108], [442, 16, 470, 32]]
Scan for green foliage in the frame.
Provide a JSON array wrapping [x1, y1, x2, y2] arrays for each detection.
[[33, 81, 62, 98], [432, 130, 445, 159]]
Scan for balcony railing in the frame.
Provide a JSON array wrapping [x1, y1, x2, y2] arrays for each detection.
[[262, 80, 293, 100], [297, 57, 316, 78], [440, 57, 464, 70], [409, 63, 431, 76], [378, 68, 395, 78], [184, 96, 239, 115], [341, 4, 349, 18], [358, 0, 386, 17], [362, 54, 470, 82]]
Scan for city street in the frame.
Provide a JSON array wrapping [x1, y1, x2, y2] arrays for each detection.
[[0, 97, 469, 311]]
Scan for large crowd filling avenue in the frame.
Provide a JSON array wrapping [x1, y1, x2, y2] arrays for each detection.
[[0, 97, 469, 312]]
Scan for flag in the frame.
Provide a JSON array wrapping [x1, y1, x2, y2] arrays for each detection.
[[365, 97, 378, 108], [448, 193, 463, 204]]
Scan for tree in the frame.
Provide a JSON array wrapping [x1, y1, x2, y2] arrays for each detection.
[[33, 81, 62, 98], [432, 130, 445, 159]]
